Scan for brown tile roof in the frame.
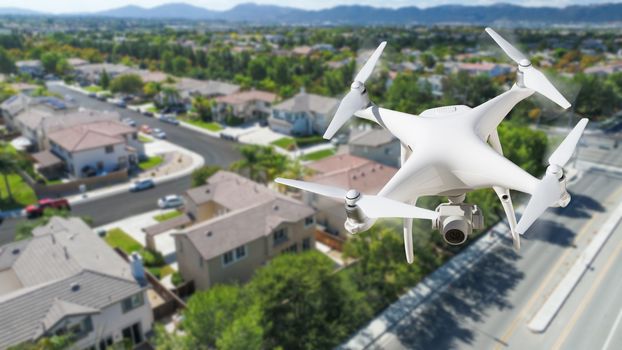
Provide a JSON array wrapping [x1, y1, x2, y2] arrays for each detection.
[[47, 120, 134, 152], [214, 89, 277, 105], [306, 154, 370, 174], [31, 150, 62, 168]]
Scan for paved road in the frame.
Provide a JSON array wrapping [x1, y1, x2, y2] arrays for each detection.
[[367, 135, 622, 349], [0, 84, 241, 244]]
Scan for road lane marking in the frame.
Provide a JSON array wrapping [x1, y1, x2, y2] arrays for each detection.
[[494, 185, 622, 349], [602, 306, 622, 350], [552, 238, 622, 350]]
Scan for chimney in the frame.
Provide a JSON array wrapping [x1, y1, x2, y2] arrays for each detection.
[[129, 252, 147, 287]]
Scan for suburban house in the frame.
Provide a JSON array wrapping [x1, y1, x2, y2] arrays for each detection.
[[304, 154, 398, 238], [174, 171, 316, 290], [75, 63, 132, 85], [268, 89, 339, 136], [47, 120, 144, 178], [213, 89, 277, 123], [15, 60, 43, 77], [175, 78, 240, 100], [418, 74, 444, 97], [454, 62, 513, 77], [0, 217, 153, 349], [348, 128, 400, 168]]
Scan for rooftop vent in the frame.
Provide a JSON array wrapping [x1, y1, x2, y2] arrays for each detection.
[[206, 231, 212, 237], [12, 248, 20, 255], [70, 282, 80, 292], [273, 205, 279, 211]]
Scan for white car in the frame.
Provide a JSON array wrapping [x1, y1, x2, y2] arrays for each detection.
[[158, 195, 183, 209], [153, 128, 167, 139]]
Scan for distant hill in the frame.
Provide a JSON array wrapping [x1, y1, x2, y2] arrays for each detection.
[[3, 2, 622, 25], [0, 7, 41, 16]]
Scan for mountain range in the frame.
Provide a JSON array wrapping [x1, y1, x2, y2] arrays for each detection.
[[1, 2, 622, 25]]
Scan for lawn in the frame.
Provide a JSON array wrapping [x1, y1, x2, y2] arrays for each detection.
[[138, 155, 163, 171], [271, 137, 296, 150], [84, 85, 102, 93], [146, 106, 159, 113], [104, 228, 143, 254], [153, 210, 183, 222], [138, 134, 153, 143], [0, 173, 38, 210], [184, 118, 223, 132], [301, 149, 336, 161]]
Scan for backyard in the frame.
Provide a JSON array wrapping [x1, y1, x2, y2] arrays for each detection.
[[104, 228, 175, 278]]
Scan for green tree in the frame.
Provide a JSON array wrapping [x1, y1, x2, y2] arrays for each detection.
[[110, 74, 144, 95], [172, 56, 190, 75], [40, 52, 62, 75], [191, 96, 214, 121], [385, 72, 434, 114], [248, 57, 268, 82], [143, 81, 161, 97], [0, 47, 16, 74], [442, 71, 500, 106], [249, 252, 369, 349], [99, 69, 110, 89], [420, 53, 436, 68], [215, 306, 264, 350], [573, 73, 620, 119], [152, 324, 189, 350], [8, 335, 72, 350], [191, 165, 221, 187], [0, 152, 16, 202]]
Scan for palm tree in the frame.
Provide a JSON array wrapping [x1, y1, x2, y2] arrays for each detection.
[[0, 152, 15, 202], [230, 145, 262, 182]]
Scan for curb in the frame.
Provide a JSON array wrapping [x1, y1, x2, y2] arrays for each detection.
[[527, 199, 622, 333]]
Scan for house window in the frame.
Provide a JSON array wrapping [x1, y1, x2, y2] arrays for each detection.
[[105, 145, 114, 154], [121, 292, 144, 313], [236, 245, 246, 259], [222, 245, 247, 267], [302, 238, 311, 251], [68, 316, 93, 340], [273, 228, 288, 246], [223, 250, 234, 266], [304, 216, 314, 227]]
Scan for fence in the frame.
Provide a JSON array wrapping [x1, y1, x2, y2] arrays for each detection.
[[315, 229, 345, 251], [19, 168, 129, 198]]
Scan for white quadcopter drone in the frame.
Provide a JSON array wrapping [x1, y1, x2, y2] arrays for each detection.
[[276, 28, 588, 263]]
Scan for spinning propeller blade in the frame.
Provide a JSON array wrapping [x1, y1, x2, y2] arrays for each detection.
[[486, 28, 571, 109], [275, 178, 437, 220], [323, 42, 387, 140], [516, 118, 588, 234]]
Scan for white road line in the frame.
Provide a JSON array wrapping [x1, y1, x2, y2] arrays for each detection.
[[602, 306, 622, 350]]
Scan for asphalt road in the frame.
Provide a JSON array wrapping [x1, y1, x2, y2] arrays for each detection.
[[367, 133, 622, 350], [0, 84, 241, 244]]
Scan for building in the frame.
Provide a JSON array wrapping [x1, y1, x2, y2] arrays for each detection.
[[348, 128, 400, 167], [0, 217, 153, 349], [213, 89, 277, 123], [304, 154, 397, 238], [175, 78, 240, 100], [15, 60, 43, 77], [47, 120, 144, 178], [269, 89, 339, 136], [454, 62, 513, 77], [174, 171, 316, 290], [75, 63, 132, 85], [584, 62, 622, 76]]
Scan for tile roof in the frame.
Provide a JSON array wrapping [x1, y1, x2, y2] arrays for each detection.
[[0, 217, 142, 348], [31, 150, 62, 168], [175, 78, 240, 97], [214, 89, 277, 105], [272, 91, 339, 115], [47, 120, 134, 152]]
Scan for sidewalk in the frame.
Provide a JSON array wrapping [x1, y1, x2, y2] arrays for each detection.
[[66, 137, 204, 205]]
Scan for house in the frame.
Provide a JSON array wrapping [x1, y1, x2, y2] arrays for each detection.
[[304, 154, 397, 238], [348, 128, 400, 167], [584, 62, 622, 76], [67, 58, 89, 68], [75, 63, 132, 85], [455, 62, 512, 77], [418, 74, 444, 97], [175, 78, 240, 100], [0, 217, 153, 349], [268, 89, 339, 136], [174, 171, 316, 290], [131, 69, 169, 84], [213, 89, 277, 123], [47, 120, 144, 178], [15, 60, 43, 77]]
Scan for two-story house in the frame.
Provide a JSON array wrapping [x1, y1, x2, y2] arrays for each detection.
[[212, 89, 277, 123], [174, 171, 316, 290], [0, 217, 153, 349], [47, 120, 144, 178], [348, 128, 400, 168], [268, 89, 339, 136], [15, 60, 43, 77]]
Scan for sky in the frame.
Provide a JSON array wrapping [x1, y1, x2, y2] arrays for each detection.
[[0, 0, 619, 14]]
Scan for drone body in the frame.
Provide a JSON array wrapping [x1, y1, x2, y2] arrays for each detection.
[[276, 28, 588, 263]]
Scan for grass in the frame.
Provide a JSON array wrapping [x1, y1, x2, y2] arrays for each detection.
[[148, 265, 176, 279], [138, 134, 153, 143], [301, 148, 336, 161], [84, 85, 102, 93], [147, 106, 159, 113], [271, 137, 296, 150], [184, 118, 223, 132], [153, 210, 183, 222], [104, 228, 143, 254], [138, 155, 163, 171], [0, 173, 38, 210]]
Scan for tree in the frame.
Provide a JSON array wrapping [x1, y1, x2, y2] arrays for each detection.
[[152, 324, 190, 350], [0, 152, 16, 202], [215, 306, 264, 350], [99, 69, 110, 89], [442, 71, 500, 106], [192, 96, 214, 121], [191, 165, 221, 187], [8, 335, 72, 350], [143, 81, 161, 97], [40, 52, 62, 75], [230, 145, 290, 183], [385, 72, 435, 114], [248, 57, 268, 82], [172, 56, 190, 75], [110, 74, 144, 95], [249, 252, 369, 349], [0, 47, 15, 74], [420, 53, 436, 68], [573, 73, 620, 119]]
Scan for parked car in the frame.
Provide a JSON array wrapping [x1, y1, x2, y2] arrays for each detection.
[[153, 128, 167, 139], [143, 111, 154, 117], [159, 115, 179, 126], [139, 124, 153, 134], [26, 198, 71, 218], [122, 118, 137, 127], [130, 179, 155, 192], [158, 195, 184, 209]]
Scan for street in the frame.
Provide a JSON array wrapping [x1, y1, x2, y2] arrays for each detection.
[[365, 132, 622, 349], [0, 84, 241, 244]]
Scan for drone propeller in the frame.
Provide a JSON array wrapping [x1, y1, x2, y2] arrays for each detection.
[[275, 177, 437, 220], [323, 41, 387, 140], [516, 118, 588, 234], [485, 28, 571, 110]]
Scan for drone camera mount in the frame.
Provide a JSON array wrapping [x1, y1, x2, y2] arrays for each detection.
[[433, 202, 484, 245]]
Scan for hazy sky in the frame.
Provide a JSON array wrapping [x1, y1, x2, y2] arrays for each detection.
[[1, 0, 619, 14]]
